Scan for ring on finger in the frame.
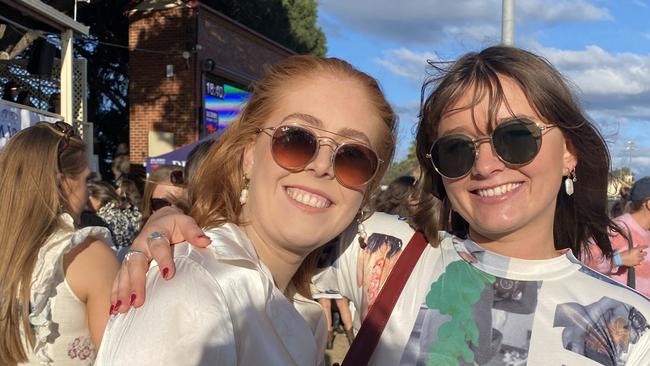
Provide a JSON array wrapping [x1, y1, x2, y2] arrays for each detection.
[[147, 231, 170, 247], [124, 249, 150, 263]]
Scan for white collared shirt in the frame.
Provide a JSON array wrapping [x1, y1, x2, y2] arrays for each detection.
[[96, 223, 327, 366]]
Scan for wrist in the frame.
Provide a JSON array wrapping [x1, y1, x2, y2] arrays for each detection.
[[613, 252, 623, 267]]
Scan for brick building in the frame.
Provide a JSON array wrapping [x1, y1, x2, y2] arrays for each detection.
[[128, 1, 294, 163]]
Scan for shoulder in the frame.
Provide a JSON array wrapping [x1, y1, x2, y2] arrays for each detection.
[[64, 237, 119, 301], [363, 212, 417, 242], [576, 265, 650, 306]]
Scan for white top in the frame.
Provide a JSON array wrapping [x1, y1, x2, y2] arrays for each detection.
[[96, 223, 327, 366], [330, 212, 650, 365], [21, 214, 113, 365]]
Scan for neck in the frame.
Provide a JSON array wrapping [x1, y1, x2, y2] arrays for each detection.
[[240, 223, 304, 293], [630, 210, 650, 231], [469, 220, 560, 260]]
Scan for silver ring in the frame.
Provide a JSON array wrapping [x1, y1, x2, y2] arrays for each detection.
[[146, 231, 170, 247], [124, 249, 149, 262]]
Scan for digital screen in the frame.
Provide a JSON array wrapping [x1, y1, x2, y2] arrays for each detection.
[[203, 77, 249, 135]]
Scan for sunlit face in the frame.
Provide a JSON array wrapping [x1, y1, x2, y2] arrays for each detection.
[[62, 166, 91, 220], [242, 74, 384, 256], [439, 76, 576, 240]]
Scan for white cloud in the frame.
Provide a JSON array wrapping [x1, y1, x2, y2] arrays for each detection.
[[531, 45, 650, 120], [374, 48, 440, 82], [319, 0, 611, 45]]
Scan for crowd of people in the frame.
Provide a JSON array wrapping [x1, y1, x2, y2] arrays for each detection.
[[1, 45, 649, 366]]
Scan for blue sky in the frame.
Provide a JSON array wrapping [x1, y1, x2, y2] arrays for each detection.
[[317, 0, 650, 177]]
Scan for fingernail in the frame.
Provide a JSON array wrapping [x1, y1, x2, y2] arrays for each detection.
[[130, 293, 137, 305], [109, 304, 114, 315], [115, 300, 122, 312], [162, 267, 169, 279]]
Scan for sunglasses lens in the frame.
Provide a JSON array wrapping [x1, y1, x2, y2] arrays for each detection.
[[493, 119, 541, 165], [271, 126, 318, 170], [151, 198, 172, 211], [430, 135, 475, 178], [334, 144, 379, 188]]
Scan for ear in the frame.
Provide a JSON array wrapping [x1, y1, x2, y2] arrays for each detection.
[[241, 140, 256, 177], [563, 138, 578, 175]]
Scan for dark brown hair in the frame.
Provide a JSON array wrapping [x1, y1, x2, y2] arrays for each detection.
[[414, 46, 620, 260]]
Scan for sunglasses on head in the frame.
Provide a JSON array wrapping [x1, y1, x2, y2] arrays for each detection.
[[53, 121, 76, 172], [258, 124, 381, 189], [170, 170, 184, 186], [150, 198, 172, 211], [426, 118, 556, 179]]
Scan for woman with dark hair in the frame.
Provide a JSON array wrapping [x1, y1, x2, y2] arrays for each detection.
[[113, 46, 650, 365], [372, 175, 418, 220]]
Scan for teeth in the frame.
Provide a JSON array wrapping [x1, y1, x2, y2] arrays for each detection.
[[286, 188, 331, 208], [477, 183, 521, 197]]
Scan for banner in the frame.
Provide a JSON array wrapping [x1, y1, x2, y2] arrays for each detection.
[[0, 99, 59, 149]]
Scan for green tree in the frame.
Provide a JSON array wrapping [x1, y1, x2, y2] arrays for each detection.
[[382, 140, 418, 184], [202, 0, 327, 55]]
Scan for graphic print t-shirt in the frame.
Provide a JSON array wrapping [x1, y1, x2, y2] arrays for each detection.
[[333, 213, 650, 366]]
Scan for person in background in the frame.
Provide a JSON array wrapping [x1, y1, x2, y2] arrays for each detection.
[[88, 181, 142, 250], [140, 165, 187, 226], [185, 139, 216, 185], [611, 184, 632, 218], [0, 122, 118, 365], [586, 177, 650, 297], [373, 175, 418, 222], [116, 174, 144, 211], [312, 238, 356, 349]]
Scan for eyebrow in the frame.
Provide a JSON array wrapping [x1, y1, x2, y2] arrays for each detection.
[[281, 113, 372, 145]]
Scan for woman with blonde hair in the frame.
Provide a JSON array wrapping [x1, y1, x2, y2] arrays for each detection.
[[0, 122, 119, 365], [140, 165, 186, 226], [96, 55, 397, 365]]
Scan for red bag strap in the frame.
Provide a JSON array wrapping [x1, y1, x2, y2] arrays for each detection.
[[341, 231, 428, 366]]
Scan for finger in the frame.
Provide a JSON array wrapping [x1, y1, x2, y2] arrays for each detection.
[[113, 264, 131, 314], [147, 231, 175, 280], [172, 214, 210, 248], [638, 245, 649, 249], [110, 269, 121, 313], [124, 251, 150, 309]]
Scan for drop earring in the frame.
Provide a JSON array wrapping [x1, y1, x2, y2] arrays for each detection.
[[564, 169, 577, 196], [357, 212, 368, 249], [239, 176, 250, 205]]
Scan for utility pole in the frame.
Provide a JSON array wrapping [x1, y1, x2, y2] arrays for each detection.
[[502, 0, 515, 46]]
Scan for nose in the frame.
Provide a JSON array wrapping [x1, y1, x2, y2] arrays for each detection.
[[471, 139, 505, 178], [303, 140, 336, 180]]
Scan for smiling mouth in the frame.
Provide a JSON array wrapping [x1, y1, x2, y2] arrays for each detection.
[[285, 187, 332, 209], [474, 183, 522, 198]]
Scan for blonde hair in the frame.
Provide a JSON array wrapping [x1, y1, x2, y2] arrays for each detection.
[[0, 122, 86, 365], [189, 55, 397, 297], [141, 165, 185, 226]]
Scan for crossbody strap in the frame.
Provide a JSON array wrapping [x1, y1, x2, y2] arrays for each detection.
[[341, 231, 428, 366], [622, 222, 636, 289]]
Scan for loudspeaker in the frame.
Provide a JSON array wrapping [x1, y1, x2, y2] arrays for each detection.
[[27, 39, 57, 78]]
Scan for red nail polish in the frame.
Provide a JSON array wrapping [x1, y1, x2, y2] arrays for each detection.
[[162, 267, 170, 279], [130, 293, 137, 305], [109, 304, 114, 314], [115, 300, 122, 311]]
